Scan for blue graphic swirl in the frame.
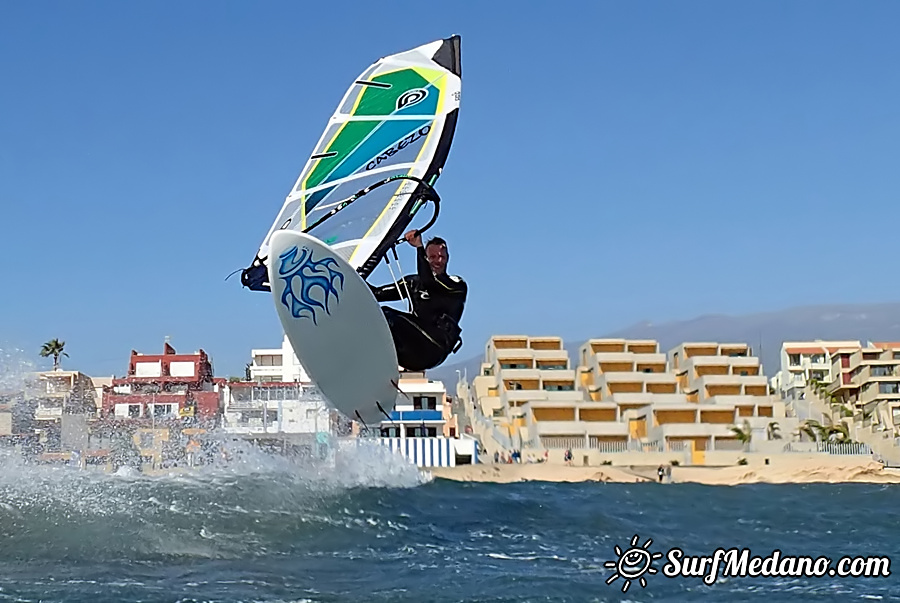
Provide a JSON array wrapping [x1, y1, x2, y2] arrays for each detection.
[[277, 245, 344, 325]]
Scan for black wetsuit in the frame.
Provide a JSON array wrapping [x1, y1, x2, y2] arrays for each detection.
[[370, 247, 467, 372]]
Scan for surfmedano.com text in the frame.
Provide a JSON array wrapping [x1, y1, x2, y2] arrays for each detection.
[[664, 548, 891, 584]]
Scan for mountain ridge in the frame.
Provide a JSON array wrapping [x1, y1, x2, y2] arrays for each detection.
[[427, 301, 900, 389]]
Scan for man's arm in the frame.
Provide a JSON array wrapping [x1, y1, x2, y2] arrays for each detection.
[[416, 246, 435, 285], [369, 276, 415, 302]]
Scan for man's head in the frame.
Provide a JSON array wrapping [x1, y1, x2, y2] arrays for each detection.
[[425, 236, 449, 275]]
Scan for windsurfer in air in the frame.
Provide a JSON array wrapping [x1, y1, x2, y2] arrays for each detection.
[[369, 230, 467, 372]]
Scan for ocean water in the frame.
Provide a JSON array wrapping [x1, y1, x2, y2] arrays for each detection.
[[0, 440, 898, 603]]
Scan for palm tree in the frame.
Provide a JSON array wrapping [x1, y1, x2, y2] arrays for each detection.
[[799, 419, 822, 442], [39, 339, 68, 371], [766, 421, 782, 440], [729, 419, 753, 451], [827, 421, 853, 444], [808, 377, 820, 393]]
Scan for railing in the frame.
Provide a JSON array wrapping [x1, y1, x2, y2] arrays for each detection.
[[541, 437, 663, 452], [713, 439, 745, 451], [666, 440, 689, 452], [816, 441, 872, 455], [588, 439, 627, 453], [782, 441, 872, 455], [540, 436, 584, 450], [634, 440, 663, 452]]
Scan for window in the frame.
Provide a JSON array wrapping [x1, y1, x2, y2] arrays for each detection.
[[381, 427, 400, 438], [255, 355, 282, 366], [788, 354, 801, 366], [413, 396, 437, 410], [128, 404, 141, 418], [879, 383, 900, 395], [153, 404, 174, 417], [872, 366, 896, 377], [544, 383, 574, 391]]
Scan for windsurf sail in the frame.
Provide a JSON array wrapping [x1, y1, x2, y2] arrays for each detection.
[[242, 35, 462, 292]]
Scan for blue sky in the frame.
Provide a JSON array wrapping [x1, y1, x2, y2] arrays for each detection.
[[2, 1, 899, 378]]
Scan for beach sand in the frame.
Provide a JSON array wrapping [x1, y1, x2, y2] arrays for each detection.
[[427, 458, 900, 486]]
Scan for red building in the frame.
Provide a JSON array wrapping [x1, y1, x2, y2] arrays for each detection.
[[101, 342, 223, 422]]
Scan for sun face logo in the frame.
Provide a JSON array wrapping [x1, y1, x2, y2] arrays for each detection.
[[277, 245, 344, 325], [396, 88, 428, 110], [604, 534, 664, 593]]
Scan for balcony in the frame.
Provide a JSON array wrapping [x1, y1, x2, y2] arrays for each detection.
[[490, 337, 529, 351], [537, 390, 581, 402], [532, 348, 570, 361], [586, 340, 627, 355], [704, 394, 768, 407], [654, 423, 731, 438], [388, 410, 443, 422], [504, 390, 548, 404], [534, 421, 628, 437], [499, 368, 541, 382], [34, 405, 63, 420], [539, 369, 576, 382]]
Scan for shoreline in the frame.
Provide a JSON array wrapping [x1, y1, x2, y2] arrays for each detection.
[[426, 458, 900, 485]]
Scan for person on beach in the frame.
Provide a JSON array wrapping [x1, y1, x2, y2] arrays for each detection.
[[369, 231, 467, 371], [657, 465, 665, 483]]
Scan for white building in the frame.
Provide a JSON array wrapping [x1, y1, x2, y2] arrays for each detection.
[[377, 371, 477, 467], [379, 373, 454, 438], [222, 335, 334, 436], [221, 381, 332, 435], [249, 335, 311, 383], [771, 341, 862, 401]]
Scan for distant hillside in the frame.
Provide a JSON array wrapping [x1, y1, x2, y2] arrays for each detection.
[[427, 302, 900, 389]]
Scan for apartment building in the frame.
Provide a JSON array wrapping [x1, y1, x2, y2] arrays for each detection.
[[101, 342, 221, 421], [470, 335, 798, 464], [249, 334, 311, 383], [661, 342, 795, 458], [576, 338, 673, 450], [826, 342, 900, 434], [32, 370, 97, 422], [473, 335, 583, 449], [770, 340, 862, 400]]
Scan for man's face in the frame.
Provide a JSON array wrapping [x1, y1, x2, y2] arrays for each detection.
[[425, 244, 448, 275]]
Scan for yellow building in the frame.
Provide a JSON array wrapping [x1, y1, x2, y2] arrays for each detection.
[[473, 335, 589, 452], [468, 335, 799, 465]]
